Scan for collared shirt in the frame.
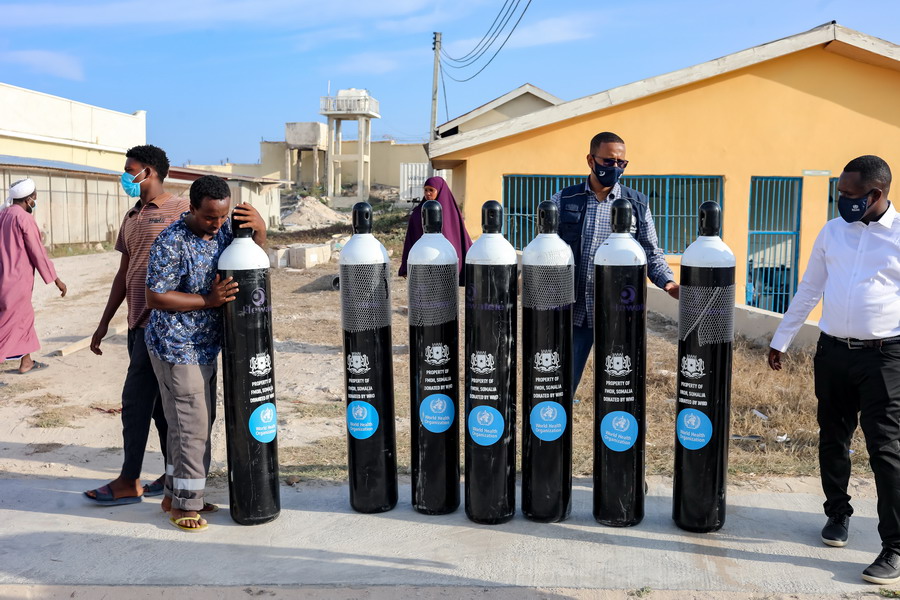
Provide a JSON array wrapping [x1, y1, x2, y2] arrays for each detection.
[[144, 215, 233, 365], [115, 193, 190, 329], [771, 202, 900, 351], [551, 181, 672, 328]]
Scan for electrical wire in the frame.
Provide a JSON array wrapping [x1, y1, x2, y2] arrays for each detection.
[[439, 63, 450, 122], [440, 0, 512, 63], [440, 0, 531, 83], [440, 0, 518, 68]]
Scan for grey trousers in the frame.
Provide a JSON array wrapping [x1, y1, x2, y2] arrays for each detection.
[[149, 353, 217, 512]]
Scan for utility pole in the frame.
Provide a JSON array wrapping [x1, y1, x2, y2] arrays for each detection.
[[429, 31, 441, 177]]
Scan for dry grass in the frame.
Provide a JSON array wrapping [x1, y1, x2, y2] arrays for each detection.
[[30, 405, 92, 428], [20, 393, 92, 428]]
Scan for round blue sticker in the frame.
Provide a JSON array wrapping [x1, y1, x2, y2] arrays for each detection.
[[467, 405, 504, 446], [677, 408, 713, 450], [420, 393, 454, 434], [248, 403, 277, 443], [347, 401, 379, 440], [600, 410, 638, 452], [530, 401, 567, 442]]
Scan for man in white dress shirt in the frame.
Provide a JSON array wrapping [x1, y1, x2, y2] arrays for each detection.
[[768, 155, 900, 585]]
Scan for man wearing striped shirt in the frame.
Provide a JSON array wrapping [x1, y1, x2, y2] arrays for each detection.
[[85, 145, 190, 506], [551, 132, 679, 396]]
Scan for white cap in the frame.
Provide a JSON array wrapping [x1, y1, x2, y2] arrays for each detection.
[[3, 178, 35, 210]]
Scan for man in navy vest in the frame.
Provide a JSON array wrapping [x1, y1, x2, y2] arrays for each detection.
[[551, 131, 679, 396]]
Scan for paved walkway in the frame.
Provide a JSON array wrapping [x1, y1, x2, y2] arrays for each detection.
[[0, 476, 895, 598]]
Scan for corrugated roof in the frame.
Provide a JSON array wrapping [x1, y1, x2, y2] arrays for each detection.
[[0, 154, 121, 176]]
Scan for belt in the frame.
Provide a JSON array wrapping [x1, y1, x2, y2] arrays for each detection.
[[824, 333, 900, 349]]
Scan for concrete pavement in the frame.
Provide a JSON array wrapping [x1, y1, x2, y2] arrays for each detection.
[[0, 476, 896, 598]]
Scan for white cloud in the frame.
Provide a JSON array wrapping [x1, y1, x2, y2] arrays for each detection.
[[442, 12, 596, 58], [331, 48, 427, 75], [0, 50, 85, 80], [505, 15, 595, 49], [1, 0, 431, 28]]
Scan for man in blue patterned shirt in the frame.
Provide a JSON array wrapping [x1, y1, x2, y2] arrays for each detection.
[[551, 132, 679, 396], [145, 175, 267, 531]]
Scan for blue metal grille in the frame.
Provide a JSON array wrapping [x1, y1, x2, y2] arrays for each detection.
[[828, 177, 839, 220], [746, 177, 803, 314], [502, 175, 724, 252]]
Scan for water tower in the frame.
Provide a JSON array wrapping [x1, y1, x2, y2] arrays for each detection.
[[320, 88, 380, 208]]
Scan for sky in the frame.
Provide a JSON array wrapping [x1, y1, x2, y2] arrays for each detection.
[[1, 0, 899, 167]]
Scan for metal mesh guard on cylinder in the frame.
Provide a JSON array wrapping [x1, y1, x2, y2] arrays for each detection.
[[408, 263, 458, 327], [522, 264, 575, 310], [678, 284, 735, 346], [340, 263, 392, 332]]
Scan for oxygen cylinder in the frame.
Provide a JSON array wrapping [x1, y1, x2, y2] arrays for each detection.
[[672, 201, 735, 532], [339, 202, 398, 513], [407, 200, 460, 515], [464, 200, 517, 524], [218, 211, 280, 525], [521, 201, 574, 522], [593, 198, 647, 527]]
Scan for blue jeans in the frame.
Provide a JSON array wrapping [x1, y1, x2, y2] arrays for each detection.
[[573, 324, 594, 399]]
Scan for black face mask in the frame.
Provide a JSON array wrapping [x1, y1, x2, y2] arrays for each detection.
[[837, 190, 872, 223], [592, 162, 624, 188]]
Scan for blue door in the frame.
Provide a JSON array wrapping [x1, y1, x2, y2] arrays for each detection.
[[746, 177, 802, 314]]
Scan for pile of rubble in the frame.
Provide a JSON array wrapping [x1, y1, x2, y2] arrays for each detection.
[[282, 196, 350, 230]]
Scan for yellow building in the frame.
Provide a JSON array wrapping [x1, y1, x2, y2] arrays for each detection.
[[429, 22, 900, 316]]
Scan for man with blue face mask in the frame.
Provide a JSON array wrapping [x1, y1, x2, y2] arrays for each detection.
[[551, 131, 678, 398], [769, 155, 900, 585], [85, 144, 190, 508]]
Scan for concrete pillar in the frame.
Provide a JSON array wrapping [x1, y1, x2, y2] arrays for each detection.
[[362, 118, 371, 202], [357, 116, 365, 203], [326, 117, 335, 198], [335, 120, 343, 196], [285, 148, 292, 186], [313, 149, 320, 186]]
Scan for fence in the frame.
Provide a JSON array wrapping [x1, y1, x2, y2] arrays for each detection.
[[745, 177, 803, 314], [828, 176, 839, 220], [1, 167, 131, 247], [399, 163, 449, 203], [502, 174, 724, 252]]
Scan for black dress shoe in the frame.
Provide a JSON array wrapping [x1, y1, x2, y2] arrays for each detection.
[[821, 514, 849, 547], [862, 549, 900, 584]]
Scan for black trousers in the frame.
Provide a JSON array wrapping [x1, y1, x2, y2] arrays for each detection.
[[121, 327, 168, 480], [815, 333, 900, 551]]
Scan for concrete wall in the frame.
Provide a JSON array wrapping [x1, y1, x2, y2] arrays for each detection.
[[337, 140, 428, 186], [457, 94, 557, 133], [437, 47, 900, 319], [0, 167, 132, 247], [0, 82, 145, 171], [190, 142, 291, 182], [647, 286, 821, 350]]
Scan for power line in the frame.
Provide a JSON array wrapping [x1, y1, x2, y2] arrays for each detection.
[[440, 0, 518, 68], [439, 64, 450, 122], [440, 0, 531, 83], [440, 0, 512, 63]]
